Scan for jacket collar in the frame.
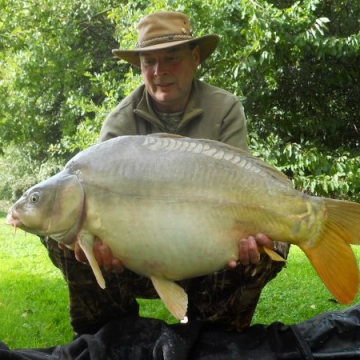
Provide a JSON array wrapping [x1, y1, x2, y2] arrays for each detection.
[[134, 80, 204, 133]]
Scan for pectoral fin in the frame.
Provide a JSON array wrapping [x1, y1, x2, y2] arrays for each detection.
[[78, 231, 106, 289], [150, 276, 188, 320]]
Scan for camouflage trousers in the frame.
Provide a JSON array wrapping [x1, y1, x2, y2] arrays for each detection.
[[40, 237, 289, 334]]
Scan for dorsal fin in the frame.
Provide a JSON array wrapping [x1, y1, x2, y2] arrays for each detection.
[[144, 135, 291, 186]]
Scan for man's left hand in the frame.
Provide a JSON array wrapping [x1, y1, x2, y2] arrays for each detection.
[[227, 233, 274, 268]]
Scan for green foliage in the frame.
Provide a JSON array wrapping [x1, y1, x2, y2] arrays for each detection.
[[0, 144, 64, 201], [249, 133, 360, 201], [1, 0, 360, 202], [0, 0, 121, 153], [225, 0, 360, 150]]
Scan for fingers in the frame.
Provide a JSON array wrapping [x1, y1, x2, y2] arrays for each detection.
[[58, 243, 67, 250], [112, 258, 124, 273], [238, 236, 260, 266], [94, 240, 112, 271], [72, 238, 124, 273], [74, 241, 88, 263], [255, 233, 274, 250], [227, 260, 238, 269], [230, 234, 275, 268]]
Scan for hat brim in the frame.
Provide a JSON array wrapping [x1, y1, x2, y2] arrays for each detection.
[[112, 34, 220, 67]]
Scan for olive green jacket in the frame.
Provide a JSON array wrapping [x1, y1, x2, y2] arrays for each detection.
[[99, 79, 249, 151]]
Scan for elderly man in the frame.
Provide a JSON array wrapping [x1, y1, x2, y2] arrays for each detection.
[[42, 11, 289, 335]]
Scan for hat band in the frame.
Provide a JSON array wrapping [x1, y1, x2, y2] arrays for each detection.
[[135, 34, 193, 49]]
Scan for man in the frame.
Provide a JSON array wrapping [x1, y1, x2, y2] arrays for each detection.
[[42, 11, 289, 335]]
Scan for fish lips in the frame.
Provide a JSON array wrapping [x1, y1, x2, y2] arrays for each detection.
[[6, 209, 45, 237], [5, 210, 23, 227]]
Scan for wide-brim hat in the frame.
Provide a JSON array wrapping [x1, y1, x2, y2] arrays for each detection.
[[112, 11, 220, 67]]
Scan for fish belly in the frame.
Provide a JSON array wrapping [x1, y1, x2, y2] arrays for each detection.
[[85, 196, 242, 280]]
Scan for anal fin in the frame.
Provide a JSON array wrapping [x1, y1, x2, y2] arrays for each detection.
[[150, 276, 188, 320]]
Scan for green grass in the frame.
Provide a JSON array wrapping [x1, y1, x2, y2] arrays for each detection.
[[252, 245, 360, 325], [0, 211, 72, 349], [1, 209, 360, 349]]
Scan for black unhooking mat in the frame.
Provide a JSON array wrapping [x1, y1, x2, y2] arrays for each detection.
[[1, 303, 360, 360]]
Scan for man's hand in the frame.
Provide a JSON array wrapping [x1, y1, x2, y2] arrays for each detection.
[[228, 233, 274, 268], [59, 238, 124, 273]]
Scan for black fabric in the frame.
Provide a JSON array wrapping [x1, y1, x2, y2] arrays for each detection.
[[294, 302, 360, 358], [1, 304, 360, 360]]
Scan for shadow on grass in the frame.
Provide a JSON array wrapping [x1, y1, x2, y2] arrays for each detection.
[[0, 210, 7, 218]]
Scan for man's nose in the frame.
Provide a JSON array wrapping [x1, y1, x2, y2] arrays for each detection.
[[154, 61, 168, 76]]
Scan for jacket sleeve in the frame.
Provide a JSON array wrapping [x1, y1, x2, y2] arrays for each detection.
[[218, 98, 249, 151], [99, 86, 147, 142], [99, 105, 138, 142]]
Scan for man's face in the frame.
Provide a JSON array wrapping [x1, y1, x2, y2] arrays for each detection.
[[140, 44, 200, 112]]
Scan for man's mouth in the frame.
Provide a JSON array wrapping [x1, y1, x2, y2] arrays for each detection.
[[157, 83, 173, 88]]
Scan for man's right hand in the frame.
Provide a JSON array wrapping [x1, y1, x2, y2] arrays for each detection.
[[59, 238, 124, 273]]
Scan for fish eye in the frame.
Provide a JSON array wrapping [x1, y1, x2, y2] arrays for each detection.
[[29, 192, 40, 203]]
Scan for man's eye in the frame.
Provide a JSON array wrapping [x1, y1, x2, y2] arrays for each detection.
[[142, 58, 155, 65], [167, 56, 180, 63]]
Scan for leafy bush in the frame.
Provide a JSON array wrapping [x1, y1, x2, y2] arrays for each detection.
[[0, 145, 64, 201], [250, 133, 360, 201], [1, 0, 359, 201]]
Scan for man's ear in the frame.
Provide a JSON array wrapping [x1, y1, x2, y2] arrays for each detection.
[[193, 45, 201, 66]]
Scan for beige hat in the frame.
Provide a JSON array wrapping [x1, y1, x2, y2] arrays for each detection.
[[112, 11, 220, 67]]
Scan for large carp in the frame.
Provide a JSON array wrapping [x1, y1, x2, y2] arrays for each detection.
[[6, 134, 360, 320]]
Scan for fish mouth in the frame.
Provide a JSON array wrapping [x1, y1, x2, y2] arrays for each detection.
[[5, 211, 23, 228]]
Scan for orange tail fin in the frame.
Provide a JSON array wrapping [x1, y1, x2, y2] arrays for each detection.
[[300, 198, 360, 304]]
